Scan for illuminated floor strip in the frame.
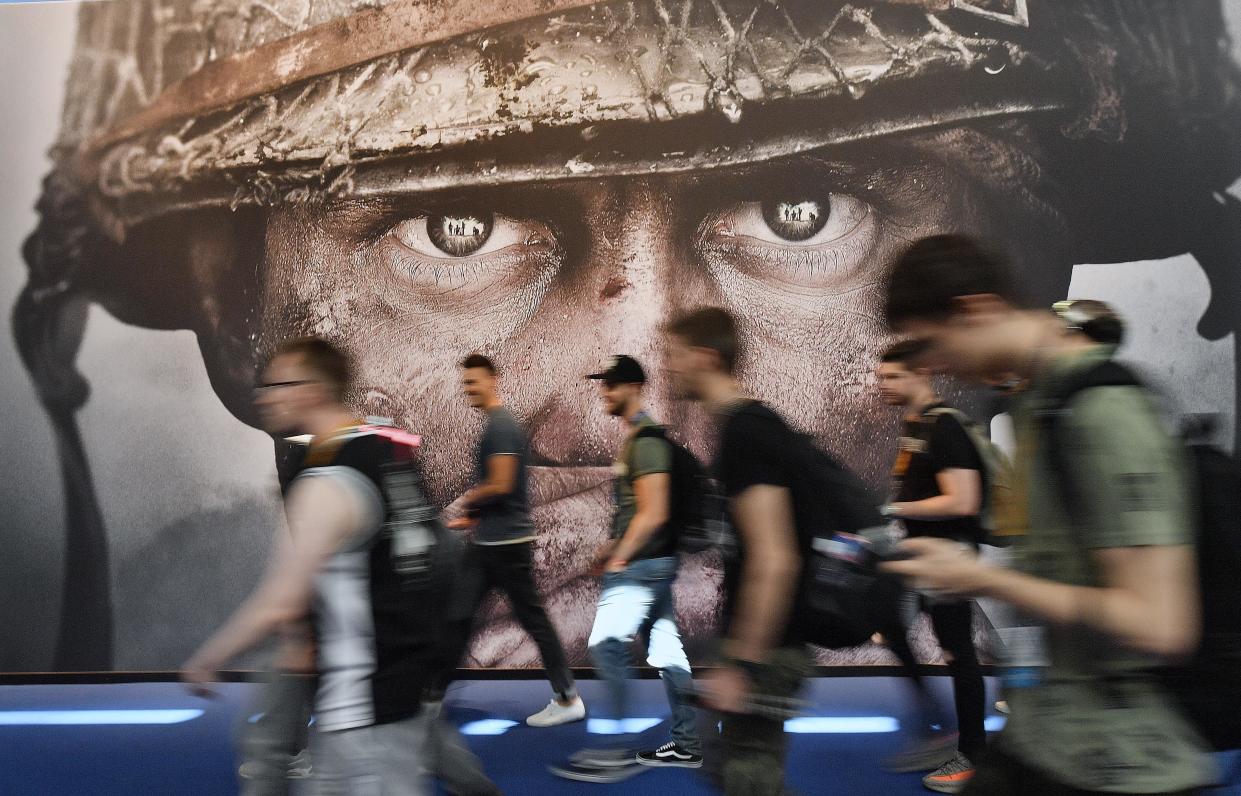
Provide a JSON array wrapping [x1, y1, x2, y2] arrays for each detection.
[[0, 710, 204, 726], [460, 719, 519, 736], [587, 718, 662, 734], [785, 716, 899, 734]]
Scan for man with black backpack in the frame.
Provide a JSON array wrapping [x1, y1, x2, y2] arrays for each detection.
[[551, 355, 702, 783], [663, 308, 821, 796], [881, 235, 1219, 795], [180, 337, 447, 793], [877, 339, 989, 792]]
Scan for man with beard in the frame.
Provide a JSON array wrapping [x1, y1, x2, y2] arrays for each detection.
[[180, 337, 438, 794], [552, 355, 700, 782], [14, 0, 1241, 673]]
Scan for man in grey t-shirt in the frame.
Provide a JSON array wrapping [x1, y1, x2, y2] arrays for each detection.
[[472, 404, 533, 543], [436, 353, 585, 727]]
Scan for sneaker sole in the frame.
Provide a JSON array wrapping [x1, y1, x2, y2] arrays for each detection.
[[636, 757, 704, 769], [527, 712, 587, 727], [548, 764, 646, 783]]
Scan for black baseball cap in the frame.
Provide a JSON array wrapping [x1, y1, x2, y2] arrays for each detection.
[[587, 355, 646, 385]]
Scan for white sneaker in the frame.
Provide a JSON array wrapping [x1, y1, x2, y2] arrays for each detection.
[[526, 696, 586, 727]]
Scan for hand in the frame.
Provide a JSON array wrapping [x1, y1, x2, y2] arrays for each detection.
[[879, 537, 991, 598], [446, 516, 476, 530], [603, 557, 628, 574], [179, 657, 220, 698], [701, 664, 751, 713]]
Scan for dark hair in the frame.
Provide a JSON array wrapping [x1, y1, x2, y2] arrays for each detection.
[[879, 339, 929, 367], [664, 306, 741, 374], [884, 235, 1024, 329], [460, 353, 497, 374], [274, 337, 352, 401]]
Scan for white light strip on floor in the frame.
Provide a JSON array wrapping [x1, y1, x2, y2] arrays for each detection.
[[459, 719, 519, 736], [587, 718, 662, 734], [0, 710, 204, 726], [784, 717, 900, 734]]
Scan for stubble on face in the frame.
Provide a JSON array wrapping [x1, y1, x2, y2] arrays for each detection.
[[253, 121, 1072, 665]]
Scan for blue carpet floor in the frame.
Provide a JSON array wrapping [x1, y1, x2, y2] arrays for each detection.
[[0, 677, 1237, 795]]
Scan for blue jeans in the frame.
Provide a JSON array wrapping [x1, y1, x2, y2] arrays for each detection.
[[587, 556, 699, 754]]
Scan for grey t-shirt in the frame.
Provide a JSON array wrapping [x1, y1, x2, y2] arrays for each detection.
[[473, 407, 534, 544]]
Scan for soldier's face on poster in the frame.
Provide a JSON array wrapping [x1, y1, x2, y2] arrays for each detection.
[[257, 121, 1068, 664], [8, 0, 1240, 670]]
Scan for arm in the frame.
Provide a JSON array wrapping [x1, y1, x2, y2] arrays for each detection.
[[891, 468, 982, 519], [606, 472, 670, 569], [464, 453, 519, 507], [181, 475, 370, 683], [883, 539, 1198, 658], [724, 484, 802, 663]]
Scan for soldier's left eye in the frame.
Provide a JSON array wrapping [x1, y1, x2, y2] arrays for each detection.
[[698, 192, 878, 290], [729, 194, 869, 246]]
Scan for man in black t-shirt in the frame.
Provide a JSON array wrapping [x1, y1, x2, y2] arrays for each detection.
[[664, 307, 815, 796], [876, 339, 988, 792]]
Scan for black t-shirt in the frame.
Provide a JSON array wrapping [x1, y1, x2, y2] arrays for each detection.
[[715, 401, 813, 646], [893, 404, 985, 544]]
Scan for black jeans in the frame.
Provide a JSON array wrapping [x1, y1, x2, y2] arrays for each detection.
[[886, 597, 987, 760], [429, 541, 576, 700], [961, 746, 1200, 796]]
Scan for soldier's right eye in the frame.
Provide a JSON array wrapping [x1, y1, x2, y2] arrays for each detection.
[[425, 211, 495, 256]]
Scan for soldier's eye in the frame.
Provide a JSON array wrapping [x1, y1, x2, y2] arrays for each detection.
[[760, 199, 831, 242], [699, 193, 878, 290]]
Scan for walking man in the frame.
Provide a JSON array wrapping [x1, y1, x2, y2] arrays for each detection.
[[552, 355, 701, 782], [877, 339, 989, 792], [440, 353, 585, 727]]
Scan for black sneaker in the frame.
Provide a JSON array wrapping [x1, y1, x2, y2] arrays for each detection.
[[636, 741, 703, 769]]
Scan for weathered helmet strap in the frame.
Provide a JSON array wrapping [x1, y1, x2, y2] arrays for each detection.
[[14, 167, 114, 669]]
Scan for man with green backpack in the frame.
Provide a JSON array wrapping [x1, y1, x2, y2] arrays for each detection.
[[881, 234, 1222, 795]]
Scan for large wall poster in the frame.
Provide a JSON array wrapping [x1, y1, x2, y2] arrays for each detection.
[[2, 0, 1240, 672]]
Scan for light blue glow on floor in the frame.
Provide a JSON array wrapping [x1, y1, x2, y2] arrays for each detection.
[[460, 719, 519, 736], [0, 710, 204, 726], [785, 716, 900, 733], [586, 718, 663, 734]]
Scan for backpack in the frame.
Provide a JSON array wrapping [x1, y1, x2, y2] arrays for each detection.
[[631, 425, 731, 555], [722, 402, 911, 650], [367, 426, 464, 596], [1040, 361, 1241, 751], [923, 406, 1018, 547]]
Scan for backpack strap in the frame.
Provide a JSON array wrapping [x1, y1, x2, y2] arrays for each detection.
[[1038, 359, 1143, 537]]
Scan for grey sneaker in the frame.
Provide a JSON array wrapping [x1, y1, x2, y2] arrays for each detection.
[[882, 732, 960, 773], [566, 748, 637, 769], [237, 748, 312, 780], [548, 759, 645, 783], [922, 753, 975, 794], [286, 748, 312, 779]]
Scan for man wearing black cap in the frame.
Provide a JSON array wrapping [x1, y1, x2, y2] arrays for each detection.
[[552, 355, 701, 783]]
